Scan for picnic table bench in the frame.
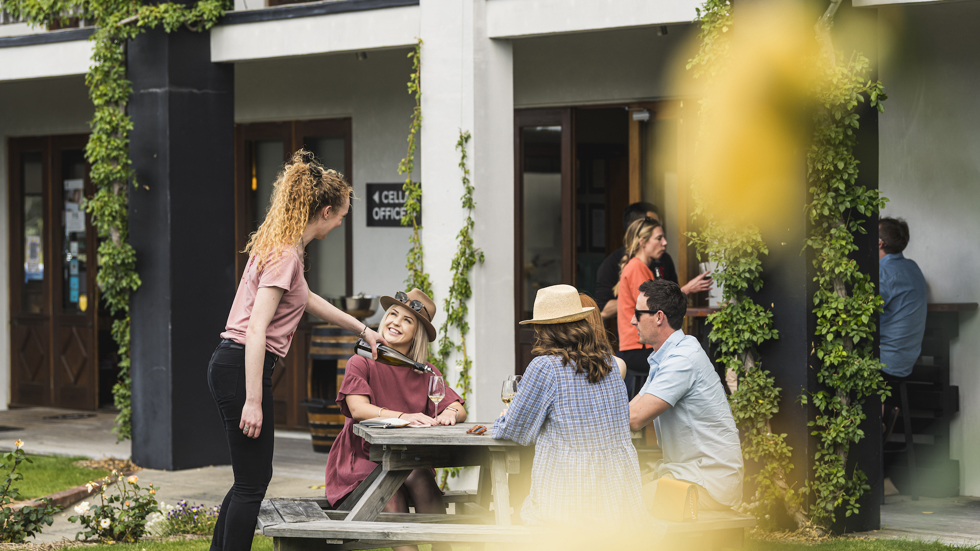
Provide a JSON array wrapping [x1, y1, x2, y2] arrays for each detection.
[[259, 422, 755, 550]]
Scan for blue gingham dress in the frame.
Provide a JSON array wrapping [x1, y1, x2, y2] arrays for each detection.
[[492, 355, 647, 527]]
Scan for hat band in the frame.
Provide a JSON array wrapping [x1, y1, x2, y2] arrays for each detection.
[[394, 291, 431, 321]]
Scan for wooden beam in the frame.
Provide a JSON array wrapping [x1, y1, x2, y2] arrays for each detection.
[[343, 465, 411, 522], [272, 500, 329, 524], [489, 450, 513, 526], [334, 464, 381, 512], [323, 511, 489, 524], [264, 520, 533, 543], [629, 109, 641, 203]]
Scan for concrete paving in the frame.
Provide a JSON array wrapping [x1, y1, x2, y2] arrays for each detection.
[[868, 495, 980, 547], [0, 407, 328, 544], [3, 406, 979, 547]]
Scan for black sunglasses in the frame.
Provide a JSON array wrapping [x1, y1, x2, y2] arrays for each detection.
[[634, 309, 661, 320], [395, 291, 430, 320]]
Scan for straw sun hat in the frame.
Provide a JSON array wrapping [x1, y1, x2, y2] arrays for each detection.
[[519, 284, 594, 325]]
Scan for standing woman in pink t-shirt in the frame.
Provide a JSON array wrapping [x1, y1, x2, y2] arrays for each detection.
[[208, 150, 386, 551], [616, 217, 665, 397]]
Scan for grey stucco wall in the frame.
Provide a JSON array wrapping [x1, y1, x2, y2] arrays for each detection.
[[878, 1, 980, 496]]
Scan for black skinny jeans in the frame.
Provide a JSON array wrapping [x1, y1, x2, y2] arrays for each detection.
[[207, 340, 279, 551]]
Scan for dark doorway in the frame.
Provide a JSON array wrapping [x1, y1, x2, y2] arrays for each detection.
[[234, 118, 352, 429], [8, 135, 110, 410]]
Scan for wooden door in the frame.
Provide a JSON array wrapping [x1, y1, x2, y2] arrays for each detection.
[[9, 135, 99, 410], [234, 119, 352, 429], [513, 109, 575, 374]]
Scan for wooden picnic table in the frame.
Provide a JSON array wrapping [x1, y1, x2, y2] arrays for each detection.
[[347, 422, 522, 526], [261, 421, 756, 550]]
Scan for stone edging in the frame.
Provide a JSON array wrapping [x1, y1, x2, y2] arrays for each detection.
[[12, 471, 137, 511]]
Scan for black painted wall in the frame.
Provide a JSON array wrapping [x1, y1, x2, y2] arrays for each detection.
[[741, 1, 882, 532], [128, 27, 235, 470]]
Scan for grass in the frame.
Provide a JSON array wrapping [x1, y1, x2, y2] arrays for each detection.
[[2, 454, 110, 500], [747, 539, 977, 551], [64, 537, 976, 551]]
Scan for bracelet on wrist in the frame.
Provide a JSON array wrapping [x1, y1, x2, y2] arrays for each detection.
[[397, 412, 404, 419], [445, 406, 459, 419], [358, 325, 368, 339], [378, 407, 386, 418]]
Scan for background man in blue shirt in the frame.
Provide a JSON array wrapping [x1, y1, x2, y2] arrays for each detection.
[[879, 217, 928, 380], [627, 279, 743, 510]]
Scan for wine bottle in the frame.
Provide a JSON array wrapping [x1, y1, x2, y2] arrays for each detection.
[[354, 339, 435, 375]]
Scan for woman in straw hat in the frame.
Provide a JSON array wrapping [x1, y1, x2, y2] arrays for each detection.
[[492, 284, 646, 527], [325, 289, 466, 549], [209, 150, 386, 551], [580, 292, 626, 379]]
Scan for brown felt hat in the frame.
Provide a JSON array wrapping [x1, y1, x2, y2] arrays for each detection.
[[519, 284, 594, 325], [379, 288, 438, 341]]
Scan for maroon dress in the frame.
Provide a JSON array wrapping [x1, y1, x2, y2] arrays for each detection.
[[323, 355, 464, 506]]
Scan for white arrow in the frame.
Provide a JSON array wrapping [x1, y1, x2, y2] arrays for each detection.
[[373, 191, 380, 203]]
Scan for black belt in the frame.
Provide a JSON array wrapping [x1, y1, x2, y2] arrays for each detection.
[[220, 338, 244, 350]]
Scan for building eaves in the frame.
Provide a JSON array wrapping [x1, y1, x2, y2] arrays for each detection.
[[220, 0, 418, 26], [0, 27, 94, 48]]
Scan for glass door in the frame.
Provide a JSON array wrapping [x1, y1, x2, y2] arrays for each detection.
[[235, 118, 352, 430], [9, 135, 100, 410], [514, 109, 574, 373]]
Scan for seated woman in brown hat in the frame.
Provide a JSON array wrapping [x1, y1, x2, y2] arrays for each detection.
[[324, 289, 466, 543], [492, 284, 645, 528]]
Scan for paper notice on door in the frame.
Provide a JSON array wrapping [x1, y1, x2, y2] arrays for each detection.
[[66, 210, 85, 233], [26, 236, 41, 274], [64, 179, 84, 191]]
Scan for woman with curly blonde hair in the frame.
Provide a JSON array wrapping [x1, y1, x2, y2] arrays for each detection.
[[492, 284, 646, 529], [208, 150, 386, 551]]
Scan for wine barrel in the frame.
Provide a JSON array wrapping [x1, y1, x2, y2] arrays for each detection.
[[309, 325, 358, 360], [302, 400, 345, 453]]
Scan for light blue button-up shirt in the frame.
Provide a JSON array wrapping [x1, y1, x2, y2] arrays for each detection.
[[879, 252, 927, 378], [639, 330, 744, 507]]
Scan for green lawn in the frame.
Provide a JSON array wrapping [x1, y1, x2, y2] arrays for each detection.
[[747, 539, 976, 551], [66, 537, 976, 551], [4, 454, 111, 500]]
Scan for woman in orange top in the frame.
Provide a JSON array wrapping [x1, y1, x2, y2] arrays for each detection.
[[617, 217, 667, 397]]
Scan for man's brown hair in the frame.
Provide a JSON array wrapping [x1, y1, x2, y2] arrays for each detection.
[[879, 217, 910, 255]]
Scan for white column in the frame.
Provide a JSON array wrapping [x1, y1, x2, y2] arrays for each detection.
[[420, 0, 514, 424]]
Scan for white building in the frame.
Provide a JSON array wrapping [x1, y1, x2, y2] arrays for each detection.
[[0, 0, 977, 508]]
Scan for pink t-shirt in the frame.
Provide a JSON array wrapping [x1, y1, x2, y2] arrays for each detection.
[[220, 248, 309, 358]]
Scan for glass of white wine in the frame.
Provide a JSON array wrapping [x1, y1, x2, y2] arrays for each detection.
[[501, 375, 520, 405], [428, 375, 446, 414]]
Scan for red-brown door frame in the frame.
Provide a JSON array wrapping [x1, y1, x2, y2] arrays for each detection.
[[513, 108, 575, 373]]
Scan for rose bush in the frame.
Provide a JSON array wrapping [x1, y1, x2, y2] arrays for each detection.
[[69, 472, 158, 542]]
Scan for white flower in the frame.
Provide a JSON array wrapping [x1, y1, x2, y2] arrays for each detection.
[[86, 482, 96, 493], [74, 502, 90, 515], [100, 518, 111, 529]]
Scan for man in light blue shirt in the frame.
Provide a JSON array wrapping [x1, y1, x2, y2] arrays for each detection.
[[628, 279, 743, 509], [878, 217, 927, 379]]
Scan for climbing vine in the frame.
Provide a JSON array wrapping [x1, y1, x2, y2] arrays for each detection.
[[436, 131, 483, 489], [435, 131, 483, 402], [803, 7, 888, 529], [398, 38, 434, 300], [393, 48, 483, 488], [686, 0, 804, 531], [5, 0, 228, 440]]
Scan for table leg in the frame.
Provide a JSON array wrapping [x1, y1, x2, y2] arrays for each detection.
[[489, 450, 512, 526], [343, 468, 411, 522]]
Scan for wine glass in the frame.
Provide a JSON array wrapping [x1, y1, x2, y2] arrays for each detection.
[[501, 375, 520, 405], [428, 376, 446, 413]]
